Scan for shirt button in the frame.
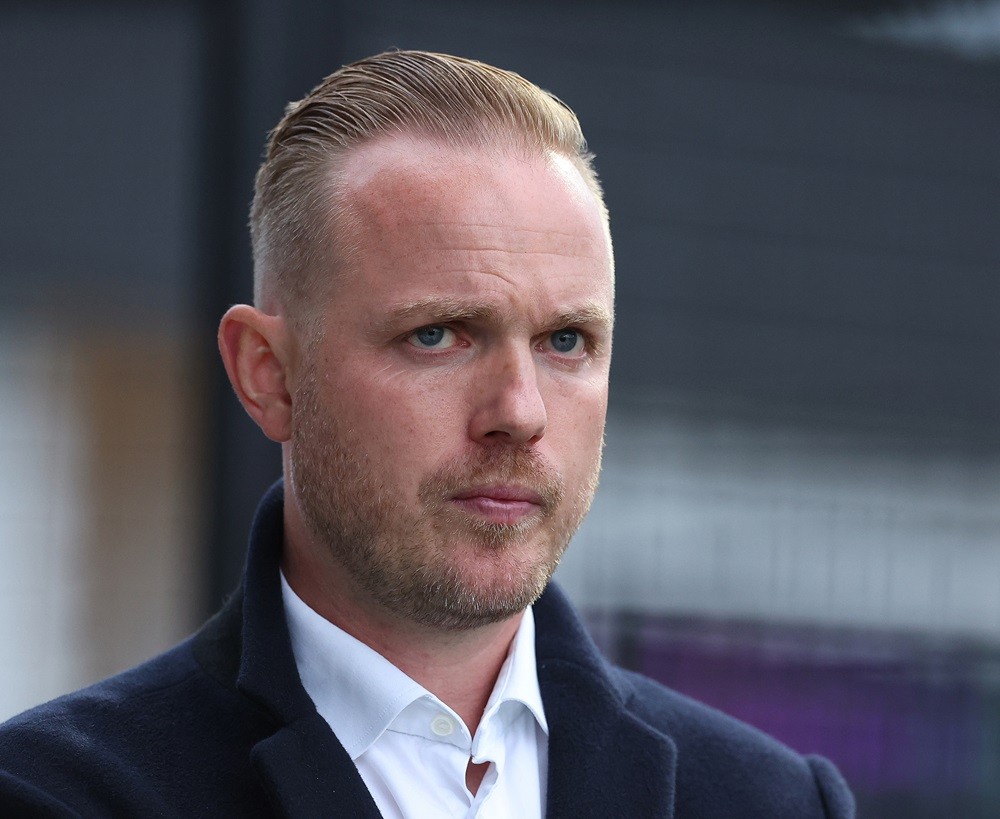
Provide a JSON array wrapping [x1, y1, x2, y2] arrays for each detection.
[[430, 715, 455, 736]]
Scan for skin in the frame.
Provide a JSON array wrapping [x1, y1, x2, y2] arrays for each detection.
[[219, 134, 614, 794]]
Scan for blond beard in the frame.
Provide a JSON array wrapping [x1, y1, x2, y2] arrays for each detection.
[[288, 369, 600, 630]]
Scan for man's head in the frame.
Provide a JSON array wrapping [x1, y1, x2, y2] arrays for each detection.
[[220, 51, 614, 632], [250, 50, 608, 327]]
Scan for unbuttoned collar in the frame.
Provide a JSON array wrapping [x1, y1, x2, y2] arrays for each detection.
[[280, 571, 548, 761], [225, 480, 677, 818]]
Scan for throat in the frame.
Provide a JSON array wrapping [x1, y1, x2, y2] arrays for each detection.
[[466, 759, 490, 795]]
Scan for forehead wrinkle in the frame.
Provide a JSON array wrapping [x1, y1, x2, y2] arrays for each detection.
[[416, 222, 606, 260], [410, 221, 597, 240], [424, 245, 602, 261]]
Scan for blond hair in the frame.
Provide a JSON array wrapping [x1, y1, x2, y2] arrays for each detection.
[[250, 50, 605, 317]]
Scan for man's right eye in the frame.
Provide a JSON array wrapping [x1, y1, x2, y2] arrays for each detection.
[[408, 325, 457, 349]]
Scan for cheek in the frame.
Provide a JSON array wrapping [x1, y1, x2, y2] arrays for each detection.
[[549, 369, 608, 422], [545, 381, 608, 462], [327, 368, 465, 467]]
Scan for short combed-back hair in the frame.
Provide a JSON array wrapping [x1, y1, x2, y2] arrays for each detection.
[[250, 49, 606, 318]]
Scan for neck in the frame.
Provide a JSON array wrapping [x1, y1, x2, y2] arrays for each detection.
[[342, 609, 522, 735], [282, 523, 523, 735]]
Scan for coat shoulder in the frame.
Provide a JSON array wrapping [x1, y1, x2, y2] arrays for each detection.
[[613, 667, 856, 818], [0, 639, 201, 753], [0, 636, 272, 817]]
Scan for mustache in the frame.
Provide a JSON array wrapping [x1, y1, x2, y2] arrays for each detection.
[[418, 446, 564, 513]]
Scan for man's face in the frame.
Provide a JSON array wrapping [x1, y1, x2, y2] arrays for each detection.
[[288, 136, 614, 630]]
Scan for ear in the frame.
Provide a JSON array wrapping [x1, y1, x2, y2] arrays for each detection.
[[218, 305, 295, 443]]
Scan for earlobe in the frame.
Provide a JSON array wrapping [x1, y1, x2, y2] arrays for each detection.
[[218, 305, 294, 442]]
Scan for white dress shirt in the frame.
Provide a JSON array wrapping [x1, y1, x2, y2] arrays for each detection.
[[281, 573, 549, 818]]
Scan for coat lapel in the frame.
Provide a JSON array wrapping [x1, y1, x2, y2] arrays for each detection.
[[536, 586, 677, 819], [250, 717, 382, 819], [235, 483, 382, 817], [233, 484, 676, 817]]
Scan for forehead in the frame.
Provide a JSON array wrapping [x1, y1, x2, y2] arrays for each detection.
[[336, 134, 612, 263], [313, 134, 615, 339]]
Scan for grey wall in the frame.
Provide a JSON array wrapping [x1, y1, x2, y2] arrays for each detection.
[[0, 3, 201, 324]]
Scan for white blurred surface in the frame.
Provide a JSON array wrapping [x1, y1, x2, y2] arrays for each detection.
[[0, 321, 203, 722], [0, 323, 87, 720], [560, 397, 1000, 640]]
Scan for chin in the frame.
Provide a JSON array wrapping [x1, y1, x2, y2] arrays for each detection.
[[393, 545, 561, 631]]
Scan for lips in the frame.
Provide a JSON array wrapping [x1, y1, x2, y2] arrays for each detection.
[[453, 485, 544, 504], [450, 484, 545, 524]]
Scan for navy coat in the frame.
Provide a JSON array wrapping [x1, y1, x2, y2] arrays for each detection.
[[0, 484, 854, 817]]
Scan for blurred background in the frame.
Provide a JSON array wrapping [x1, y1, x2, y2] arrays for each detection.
[[1, 0, 998, 815]]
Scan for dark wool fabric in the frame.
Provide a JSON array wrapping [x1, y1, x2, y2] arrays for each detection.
[[0, 482, 855, 818]]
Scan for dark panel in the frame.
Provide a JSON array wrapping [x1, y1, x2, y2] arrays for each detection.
[[0, 4, 200, 320], [606, 147, 998, 266], [617, 227, 999, 341]]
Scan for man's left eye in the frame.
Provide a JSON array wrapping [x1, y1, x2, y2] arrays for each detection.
[[409, 325, 456, 349], [548, 329, 584, 355]]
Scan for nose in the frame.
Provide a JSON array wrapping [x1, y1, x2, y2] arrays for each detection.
[[468, 346, 547, 445]]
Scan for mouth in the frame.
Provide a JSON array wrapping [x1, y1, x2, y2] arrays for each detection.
[[450, 484, 546, 525]]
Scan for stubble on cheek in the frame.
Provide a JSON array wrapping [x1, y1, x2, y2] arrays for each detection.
[[289, 368, 604, 629]]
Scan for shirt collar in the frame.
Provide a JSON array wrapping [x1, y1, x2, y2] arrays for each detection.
[[483, 601, 548, 735], [280, 572, 547, 760]]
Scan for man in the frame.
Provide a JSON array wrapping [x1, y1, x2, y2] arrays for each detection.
[[0, 51, 854, 817]]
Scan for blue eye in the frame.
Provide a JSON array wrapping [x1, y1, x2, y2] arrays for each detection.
[[549, 329, 582, 354], [410, 325, 455, 349]]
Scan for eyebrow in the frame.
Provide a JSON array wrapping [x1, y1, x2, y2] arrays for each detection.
[[385, 297, 503, 327], [382, 297, 614, 334], [553, 305, 615, 331]]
